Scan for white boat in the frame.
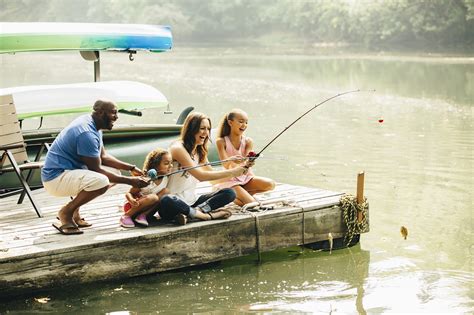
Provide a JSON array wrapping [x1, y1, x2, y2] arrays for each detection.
[[0, 22, 192, 190], [0, 22, 189, 140]]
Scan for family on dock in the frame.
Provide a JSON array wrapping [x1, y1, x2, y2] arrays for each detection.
[[41, 100, 275, 235]]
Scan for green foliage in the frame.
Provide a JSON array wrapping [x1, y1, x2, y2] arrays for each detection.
[[0, 0, 472, 51]]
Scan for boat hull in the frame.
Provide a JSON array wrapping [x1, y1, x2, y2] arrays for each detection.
[[0, 22, 172, 54]]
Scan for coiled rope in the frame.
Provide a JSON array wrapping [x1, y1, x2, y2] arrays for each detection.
[[340, 194, 369, 247]]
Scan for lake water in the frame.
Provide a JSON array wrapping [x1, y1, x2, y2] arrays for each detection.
[[1, 48, 473, 313]]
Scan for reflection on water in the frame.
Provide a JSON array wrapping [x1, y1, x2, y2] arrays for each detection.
[[0, 48, 472, 313], [1, 246, 472, 313], [0, 246, 371, 314]]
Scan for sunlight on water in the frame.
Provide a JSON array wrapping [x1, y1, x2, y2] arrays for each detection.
[[0, 48, 472, 313]]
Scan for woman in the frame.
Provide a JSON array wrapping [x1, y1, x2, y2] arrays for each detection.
[[161, 112, 249, 220]]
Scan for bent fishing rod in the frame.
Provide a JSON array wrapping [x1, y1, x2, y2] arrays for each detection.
[[248, 89, 368, 160], [148, 89, 368, 179]]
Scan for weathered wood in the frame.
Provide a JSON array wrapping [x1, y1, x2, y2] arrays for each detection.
[[0, 181, 369, 297], [357, 171, 365, 222]]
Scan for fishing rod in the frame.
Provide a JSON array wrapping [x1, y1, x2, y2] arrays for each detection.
[[147, 157, 241, 180], [248, 89, 367, 160], [148, 89, 366, 179], [146, 153, 287, 181]]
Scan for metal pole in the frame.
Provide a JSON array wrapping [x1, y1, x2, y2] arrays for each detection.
[[94, 51, 100, 82]]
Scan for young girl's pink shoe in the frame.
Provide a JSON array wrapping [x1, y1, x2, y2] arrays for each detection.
[[135, 213, 149, 226], [120, 215, 135, 228]]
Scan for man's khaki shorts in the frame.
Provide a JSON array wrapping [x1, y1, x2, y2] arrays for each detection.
[[43, 167, 120, 197]]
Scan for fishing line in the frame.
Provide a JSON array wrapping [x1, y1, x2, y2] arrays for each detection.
[[248, 89, 373, 161], [147, 89, 372, 180]]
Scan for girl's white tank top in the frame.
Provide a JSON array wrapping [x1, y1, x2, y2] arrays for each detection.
[[167, 160, 199, 205], [140, 176, 168, 196]]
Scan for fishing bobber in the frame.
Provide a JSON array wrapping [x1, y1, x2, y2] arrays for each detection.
[[147, 168, 158, 180]]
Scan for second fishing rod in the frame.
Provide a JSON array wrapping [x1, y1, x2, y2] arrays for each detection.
[[146, 157, 246, 180]]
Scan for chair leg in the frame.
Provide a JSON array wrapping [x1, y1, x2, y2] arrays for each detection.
[[18, 168, 35, 204], [18, 142, 49, 204], [6, 151, 43, 218]]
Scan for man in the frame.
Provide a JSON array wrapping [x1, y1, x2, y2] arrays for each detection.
[[41, 99, 148, 235]]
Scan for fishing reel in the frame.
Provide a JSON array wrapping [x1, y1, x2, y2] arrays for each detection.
[[247, 151, 258, 161]]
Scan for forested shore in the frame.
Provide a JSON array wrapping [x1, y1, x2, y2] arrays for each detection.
[[2, 0, 473, 52]]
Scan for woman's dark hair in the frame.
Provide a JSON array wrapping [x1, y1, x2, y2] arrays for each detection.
[[181, 112, 211, 163], [142, 148, 169, 172]]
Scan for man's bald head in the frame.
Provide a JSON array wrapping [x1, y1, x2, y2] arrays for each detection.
[[92, 99, 118, 130], [93, 99, 117, 114]]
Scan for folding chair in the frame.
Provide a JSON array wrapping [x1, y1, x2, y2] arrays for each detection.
[[0, 94, 49, 217]]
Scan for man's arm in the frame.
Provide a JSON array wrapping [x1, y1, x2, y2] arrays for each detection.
[[81, 155, 147, 188], [100, 147, 144, 176]]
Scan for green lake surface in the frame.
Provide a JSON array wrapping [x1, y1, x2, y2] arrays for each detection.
[[0, 47, 472, 314]]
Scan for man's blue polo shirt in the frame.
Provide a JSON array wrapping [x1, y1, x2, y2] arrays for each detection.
[[41, 115, 103, 182]]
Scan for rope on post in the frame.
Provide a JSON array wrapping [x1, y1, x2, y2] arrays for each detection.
[[340, 194, 369, 246]]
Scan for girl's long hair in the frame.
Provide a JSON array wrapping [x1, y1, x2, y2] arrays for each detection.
[[217, 109, 245, 138], [142, 148, 169, 173], [181, 112, 211, 163]]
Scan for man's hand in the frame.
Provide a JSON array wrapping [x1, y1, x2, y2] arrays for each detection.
[[129, 176, 149, 188], [131, 166, 144, 176]]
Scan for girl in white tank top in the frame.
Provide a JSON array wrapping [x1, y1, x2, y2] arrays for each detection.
[[120, 148, 172, 228]]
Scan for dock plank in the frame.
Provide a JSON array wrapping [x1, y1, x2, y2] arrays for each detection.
[[0, 181, 369, 297]]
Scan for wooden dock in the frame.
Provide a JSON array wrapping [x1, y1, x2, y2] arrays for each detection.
[[0, 182, 369, 298]]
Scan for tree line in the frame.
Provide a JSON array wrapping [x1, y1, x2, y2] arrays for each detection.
[[2, 0, 473, 51]]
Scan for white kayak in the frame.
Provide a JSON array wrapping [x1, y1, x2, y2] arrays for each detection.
[[0, 81, 168, 119]]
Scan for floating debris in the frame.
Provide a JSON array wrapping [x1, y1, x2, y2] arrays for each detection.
[[400, 226, 408, 240], [328, 233, 333, 254]]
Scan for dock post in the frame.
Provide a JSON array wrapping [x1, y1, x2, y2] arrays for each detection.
[[356, 171, 365, 222]]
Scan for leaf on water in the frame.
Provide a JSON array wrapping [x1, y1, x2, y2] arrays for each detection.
[[34, 297, 50, 304], [400, 226, 408, 240]]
